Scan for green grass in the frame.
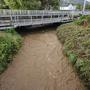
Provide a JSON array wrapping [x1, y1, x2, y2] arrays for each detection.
[[74, 15, 90, 26], [0, 28, 22, 74], [56, 22, 90, 89]]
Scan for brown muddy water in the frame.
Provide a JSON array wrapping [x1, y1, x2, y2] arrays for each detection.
[[0, 25, 86, 90]]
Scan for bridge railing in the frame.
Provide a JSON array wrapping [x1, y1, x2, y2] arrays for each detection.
[[0, 9, 85, 29], [0, 10, 70, 15], [0, 9, 90, 16]]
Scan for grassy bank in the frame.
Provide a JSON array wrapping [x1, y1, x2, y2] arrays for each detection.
[[56, 22, 90, 89], [0, 28, 22, 74]]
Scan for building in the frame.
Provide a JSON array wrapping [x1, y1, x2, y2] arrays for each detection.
[[60, 4, 76, 10]]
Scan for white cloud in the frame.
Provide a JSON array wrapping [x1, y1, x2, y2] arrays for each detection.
[[87, 0, 90, 2]]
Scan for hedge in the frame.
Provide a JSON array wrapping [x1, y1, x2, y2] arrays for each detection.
[[0, 28, 22, 74], [56, 23, 90, 90]]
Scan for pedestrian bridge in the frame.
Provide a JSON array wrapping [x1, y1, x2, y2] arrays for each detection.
[[0, 9, 88, 29]]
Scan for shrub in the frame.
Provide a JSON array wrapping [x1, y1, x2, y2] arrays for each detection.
[[87, 15, 90, 23], [74, 15, 90, 27], [57, 23, 90, 89], [0, 28, 22, 74]]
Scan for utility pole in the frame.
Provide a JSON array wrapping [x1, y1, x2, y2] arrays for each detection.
[[83, 0, 86, 14]]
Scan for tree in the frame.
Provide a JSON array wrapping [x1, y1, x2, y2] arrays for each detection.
[[76, 4, 83, 10], [76, 3, 90, 10], [49, 0, 59, 10], [4, 0, 21, 9], [86, 4, 90, 10], [0, 0, 59, 10], [40, 0, 59, 10], [0, 0, 9, 9]]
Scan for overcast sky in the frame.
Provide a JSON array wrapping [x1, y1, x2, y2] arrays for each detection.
[[87, 0, 90, 2]]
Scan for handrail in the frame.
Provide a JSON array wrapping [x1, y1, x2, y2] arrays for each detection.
[[0, 9, 89, 29]]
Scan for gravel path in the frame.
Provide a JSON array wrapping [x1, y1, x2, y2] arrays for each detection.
[[0, 28, 85, 90]]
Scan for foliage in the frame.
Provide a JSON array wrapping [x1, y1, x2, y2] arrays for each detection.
[[86, 4, 90, 10], [3, 0, 20, 9], [0, 0, 59, 10], [76, 4, 90, 10], [87, 15, 90, 23], [5, 28, 19, 35], [74, 15, 90, 26], [57, 23, 90, 89], [76, 4, 83, 10], [0, 0, 8, 9], [48, 0, 59, 10], [0, 28, 22, 74]]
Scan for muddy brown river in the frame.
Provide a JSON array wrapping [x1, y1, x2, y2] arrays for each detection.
[[0, 26, 86, 90]]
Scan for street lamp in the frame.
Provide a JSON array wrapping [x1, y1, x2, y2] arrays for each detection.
[[83, 0, 86, 14]]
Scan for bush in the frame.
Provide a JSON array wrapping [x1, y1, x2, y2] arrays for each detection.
[[74, 15, 90, 26], [57, 23, 90, 89], [87, 15, 90, 23], [5, 28, 18, 35], [0, 28, 22, 74]]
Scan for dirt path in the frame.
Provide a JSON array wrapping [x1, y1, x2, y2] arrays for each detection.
[[0, 27, 85, 90]]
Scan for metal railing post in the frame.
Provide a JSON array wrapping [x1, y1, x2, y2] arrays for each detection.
[[10, 10, 14, 27], [42, 10, 44, 24]]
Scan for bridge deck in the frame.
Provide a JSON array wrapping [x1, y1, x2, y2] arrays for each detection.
[[0, 10, 89, 29]]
